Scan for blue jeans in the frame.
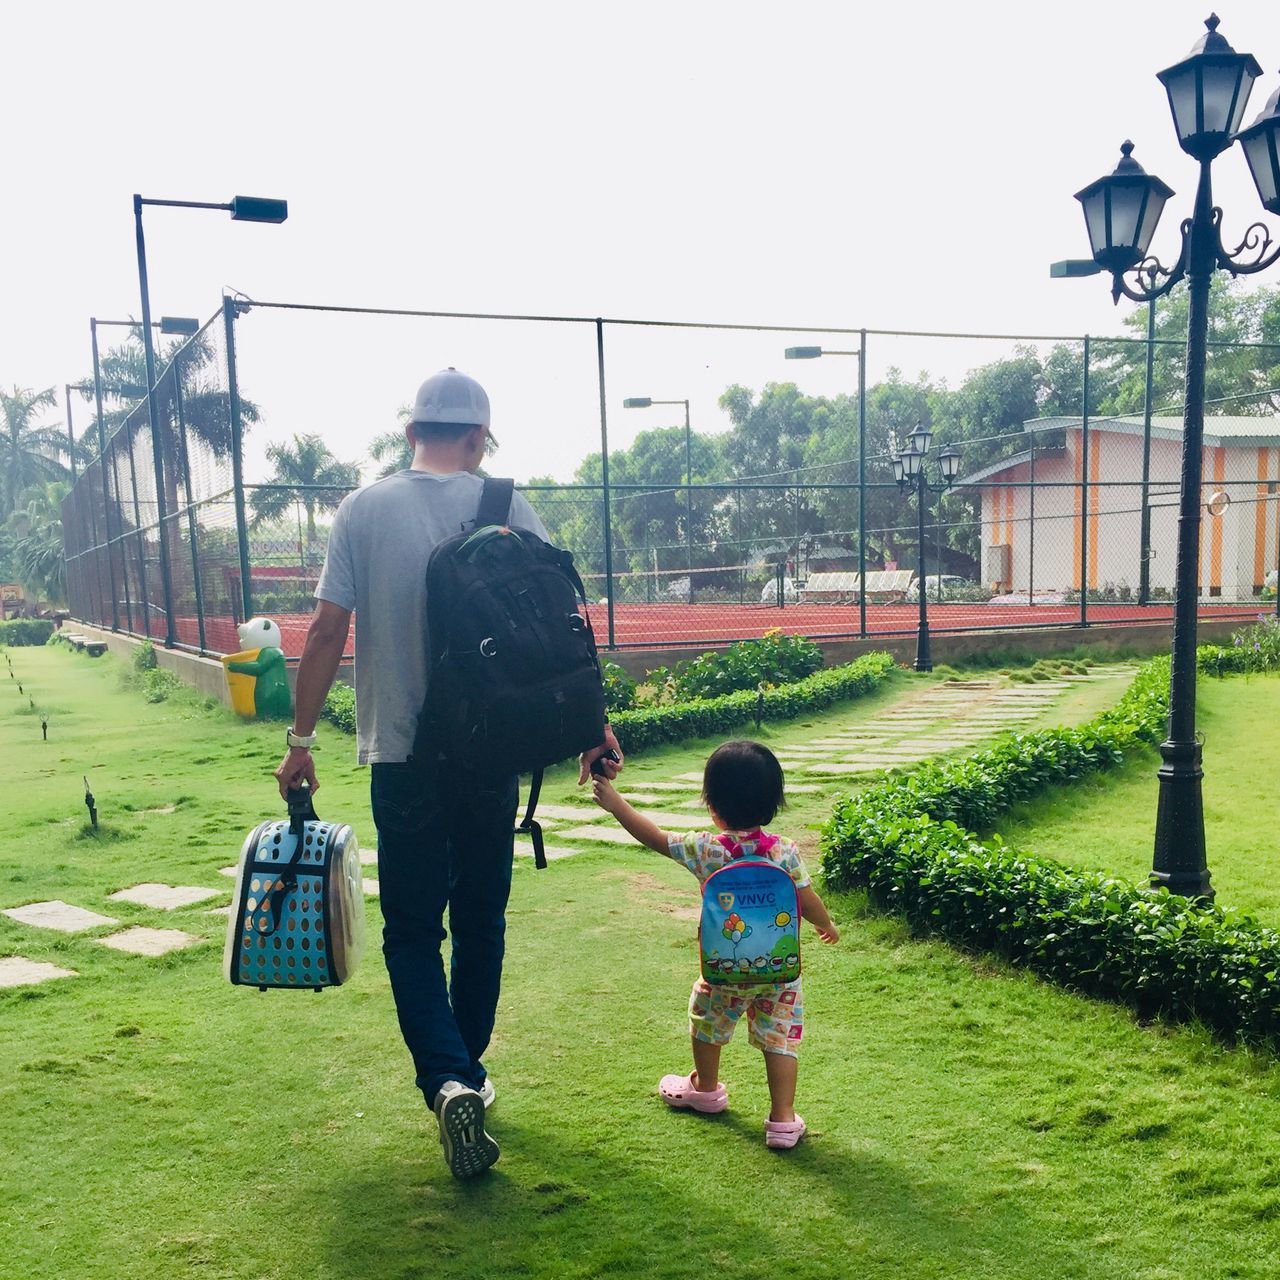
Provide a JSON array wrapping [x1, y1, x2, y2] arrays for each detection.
[[370, 758, 517, 1106]]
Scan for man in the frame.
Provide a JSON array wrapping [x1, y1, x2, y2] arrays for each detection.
[[274, 367, 622, 1179]]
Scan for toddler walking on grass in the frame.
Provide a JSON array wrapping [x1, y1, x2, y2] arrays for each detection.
[[592, 739, 839, 1148]]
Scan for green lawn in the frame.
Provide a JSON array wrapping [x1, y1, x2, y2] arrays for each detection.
[[991, 672, 1280, 925], [5, 647, 1280, 1280]]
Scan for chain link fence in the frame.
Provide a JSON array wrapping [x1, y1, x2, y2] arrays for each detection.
[[62, 300, 1280, 660]]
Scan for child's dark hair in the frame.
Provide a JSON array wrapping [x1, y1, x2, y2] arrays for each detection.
[[702, 739, 786, 831]]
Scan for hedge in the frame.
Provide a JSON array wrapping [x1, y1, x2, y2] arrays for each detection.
[[608, 651, 896, 754], [822, 655, 1280, 1048], [319, 650, 897, 755], [0, 619, 55, 646]]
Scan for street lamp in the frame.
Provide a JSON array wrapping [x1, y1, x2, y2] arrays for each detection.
[[894, 425, 958, 672], [1070, 14, 1280, 900], [133, 192, 287, 646], [784, 343, 868, 631], [622, 396, 694, 599]]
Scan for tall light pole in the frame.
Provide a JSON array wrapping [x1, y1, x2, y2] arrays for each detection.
[[785, 343, 867, 633], [134, 193, 287, 645], [1071, 14, 1280, 899], [892, 424, 960, 671], [622, 396, 694, 599]]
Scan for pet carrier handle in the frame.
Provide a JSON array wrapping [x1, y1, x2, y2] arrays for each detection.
[[256, 785, 321, 935], [516, 769, 547, 870]]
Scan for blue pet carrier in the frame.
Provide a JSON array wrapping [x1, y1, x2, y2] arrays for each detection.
[[224, 786, 364, 991]]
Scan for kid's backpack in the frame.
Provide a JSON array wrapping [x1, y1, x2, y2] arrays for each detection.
[[415, 477, 606, 867], [224, 785, 365, 991], [699, 834, 802, 986]]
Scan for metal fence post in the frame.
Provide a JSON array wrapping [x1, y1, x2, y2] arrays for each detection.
[[1028, 434, 1036, 605], [124, 417, 151, 640], [594, 319, 616, 649], [1139, 299, 1157, 604], [858, 328, 868, 638], [224, 297, 254, 623], [1081, 335, 1091, 628], [90, 319, 121, 631], [172, 362, 207, 652]]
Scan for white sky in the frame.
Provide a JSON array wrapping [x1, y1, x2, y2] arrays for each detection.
[[3, 0, 1279, 484]]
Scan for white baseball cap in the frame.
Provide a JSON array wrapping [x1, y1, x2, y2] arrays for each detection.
[[409, 367, 491, 428]]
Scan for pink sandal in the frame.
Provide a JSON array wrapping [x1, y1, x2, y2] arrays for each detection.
[[764, 1115, 807, 1149], [658, 1072, 728, 1114]]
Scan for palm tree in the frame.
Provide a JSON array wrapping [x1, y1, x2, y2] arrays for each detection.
[[250, 435, 360, 545], [368, 404, 414, 478], [1, 386, 68, 515], [6, 480, 69, 604]]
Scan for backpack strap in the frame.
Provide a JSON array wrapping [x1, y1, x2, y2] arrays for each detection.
[[515, 769, 547, 870], [475, 476, 514, 529]]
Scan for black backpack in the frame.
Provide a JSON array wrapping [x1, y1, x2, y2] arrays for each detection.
[[414, 477, 606, 868]]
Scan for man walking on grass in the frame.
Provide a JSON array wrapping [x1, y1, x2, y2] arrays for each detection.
[[274, 367, 623, 1179]]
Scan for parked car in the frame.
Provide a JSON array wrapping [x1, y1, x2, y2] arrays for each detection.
[[905, 575, 977, 602]]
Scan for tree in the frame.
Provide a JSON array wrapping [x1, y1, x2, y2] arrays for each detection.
[[249, 434, 360, 545], [1, 386, 67, 516], [6, 480, 68, 603]]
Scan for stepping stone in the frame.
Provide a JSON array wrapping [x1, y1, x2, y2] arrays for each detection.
[[206, 906, 233, 918], [558, 824, 646, 845], [0, 956, 78, 988], [629, 780, 700, 792], [675, 772, 707, 782], [108, 884, 222, 911], [363, 878, 380, 896], [800, 762, 897, 775], [528, 803, 600, 822], [640, 811, 710, 826], [619, 793, 665, 804], [3, 901, 118, 933], [359, 848, 377, 865], [218, 866, 238, 879], [514, 844, 579, 861], [100, 927, 200, 957]]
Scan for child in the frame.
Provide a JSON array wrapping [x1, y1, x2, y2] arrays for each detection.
[[592, 739, 839, 1149]]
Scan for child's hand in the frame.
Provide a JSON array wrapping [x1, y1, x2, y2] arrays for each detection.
[[815, 922, 840, 944], [592, 776, 624, 815]]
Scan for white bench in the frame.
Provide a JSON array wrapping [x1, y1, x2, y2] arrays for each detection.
[[799, 570, 915, 603]]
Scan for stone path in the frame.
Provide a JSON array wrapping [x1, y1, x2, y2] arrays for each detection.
[[539, 665, 1138, 851]]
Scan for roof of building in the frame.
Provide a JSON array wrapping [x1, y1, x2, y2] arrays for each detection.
[[955, 445, 1065, 488], [1025, 413, 1280, 445]]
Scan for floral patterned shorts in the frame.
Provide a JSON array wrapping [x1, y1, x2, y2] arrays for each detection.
[[688, 977, 804, 1058]]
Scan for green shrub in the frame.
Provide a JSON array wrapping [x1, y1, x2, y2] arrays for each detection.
[[321, 682, 356, 734], [645, 629, 824, 703], [0, 619, 54, 646], [611, 652, 894, 754], [133, 639, 158, 673], [601, 661, 637, 714], [1198, 616, 1280, 676], [820, 657, 1280, 1048], [136, 668, 185, 703]]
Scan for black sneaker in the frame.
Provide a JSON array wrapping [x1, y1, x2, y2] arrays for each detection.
[[434, 1081, 500, 1179]]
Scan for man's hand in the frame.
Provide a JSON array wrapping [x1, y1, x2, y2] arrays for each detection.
[[275, 746, 318, 800], [578, 724, 624, 785]]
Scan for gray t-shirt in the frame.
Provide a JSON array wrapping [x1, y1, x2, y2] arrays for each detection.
[[314, 469, 548, 764]]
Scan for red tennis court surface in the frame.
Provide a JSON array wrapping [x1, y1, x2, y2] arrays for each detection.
[[148, 599, 1268, 660]]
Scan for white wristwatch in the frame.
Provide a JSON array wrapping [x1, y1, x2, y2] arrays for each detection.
[[286, 728, 318, 750]]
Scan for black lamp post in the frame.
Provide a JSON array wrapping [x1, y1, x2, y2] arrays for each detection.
[[622, 396, 694, 599], [133, 193, 287, 647], [894, 423, 959, 672], [1072, 14, 1280, 900]]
